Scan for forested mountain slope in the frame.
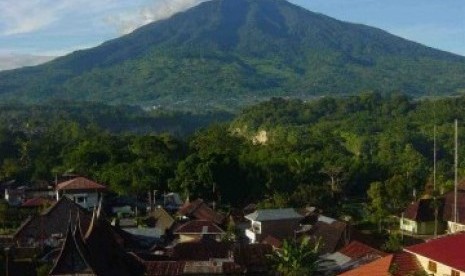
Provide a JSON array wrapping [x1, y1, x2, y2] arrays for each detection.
[[0, 0, 464, 110]]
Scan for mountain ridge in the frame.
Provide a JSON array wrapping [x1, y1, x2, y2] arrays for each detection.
[[0, 0, 464, 110]]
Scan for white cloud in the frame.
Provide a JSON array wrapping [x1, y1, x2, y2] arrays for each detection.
[[106, 0, 207, 35], [0, 53, 56, 71], [0, 0, 115, 35]]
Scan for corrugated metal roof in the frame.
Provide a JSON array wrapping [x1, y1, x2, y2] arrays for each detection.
[[244, 208, 303, 221]]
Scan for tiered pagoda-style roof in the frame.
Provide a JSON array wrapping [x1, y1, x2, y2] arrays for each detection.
[[49, 202, 145, 276], [49, 223, 96, 276]]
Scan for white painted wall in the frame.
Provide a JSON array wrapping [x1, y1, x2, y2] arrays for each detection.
[[412, 253, 465, 276]]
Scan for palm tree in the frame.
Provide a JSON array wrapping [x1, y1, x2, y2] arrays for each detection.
[[268, 237, 333, 276]]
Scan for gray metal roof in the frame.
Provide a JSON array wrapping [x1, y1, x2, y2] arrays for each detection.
[[244, 208, 303, 221]]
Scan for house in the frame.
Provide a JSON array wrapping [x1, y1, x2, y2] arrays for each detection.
[[177, 199, 226, 225], [323, 240, 386, 273], [49, 203, 145, 276], [173, 220, 225, 243], [147, 206, 175, 237], [298, 215, 350, 254], [339, 251, 424, 276], [404, 232, 465, 276], [13, 196, 92, 247], [233, 243, 273, 275], [443, 185, 465, 233], [162, 192, 184, 212], [169, 239, 233, 261], [55, 176, 106, 210], [244, 208, 303, 243], [400, 197, 446, 235]]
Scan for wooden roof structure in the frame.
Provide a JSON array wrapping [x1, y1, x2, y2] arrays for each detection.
[[49, 202, 145, 276]]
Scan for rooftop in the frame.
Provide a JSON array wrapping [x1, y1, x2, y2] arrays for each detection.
[[56, 176, 106, 191], [244, 208, 303, 221], [405, 232, 465, 272], [339, 252, 422, 276], [403, 198, 444, 222], [174, 220, 224, 235]]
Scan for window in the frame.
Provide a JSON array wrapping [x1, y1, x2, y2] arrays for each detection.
[[428, 261, 437, 272], [452, 269, 460, 276]]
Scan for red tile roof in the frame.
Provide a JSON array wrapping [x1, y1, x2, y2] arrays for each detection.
[[391, 252, 423, 276], [174, 220, 224, 234], [339, 254, 392, 276], [405, 233, 465, 272], [56, 177, 106, 191], [338, 241, 387, 260], [21, 197, 53, 208], [339, 252, 422, 276]]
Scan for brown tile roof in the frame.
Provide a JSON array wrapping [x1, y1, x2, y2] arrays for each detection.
[[404, 198, 444, 222], [339, 252, 423, 276], [56, 176, 106, 191], [234, 243, 273, 274], [405, 232, 465, 272], [145, 261, 185, 276], [174, 220, 224, 235], [170, 240, 232, 261], [304, 218, 348, 254], [178, 199, 226, 225], [13, 196, 92, 245], [144, 261, 241, 275], [338, 241, 387, 260]]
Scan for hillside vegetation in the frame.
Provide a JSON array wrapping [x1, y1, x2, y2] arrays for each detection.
[[2, 94, 465, 220]]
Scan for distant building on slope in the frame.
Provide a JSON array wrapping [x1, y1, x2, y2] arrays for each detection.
[[55, 176, 106, 210], [400, 197, 446, 235], [244, 208, 303, 243]]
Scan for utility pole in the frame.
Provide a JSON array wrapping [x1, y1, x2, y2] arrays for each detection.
[[434, 124, 437, 191], [454, 119, 458, 231]]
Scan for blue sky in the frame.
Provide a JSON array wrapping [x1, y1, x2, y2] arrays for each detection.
[[0, 0, 464, 57]]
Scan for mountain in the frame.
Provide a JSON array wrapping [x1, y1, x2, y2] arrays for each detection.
[[1, 0, 464, 111]]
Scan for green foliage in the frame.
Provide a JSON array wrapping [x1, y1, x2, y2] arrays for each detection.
[[2, 94, 465, 216], [382, 233, 403, 253], [36, 263, 53, 276], [0, 0, 464, 111], [267, 237, 333, 276]]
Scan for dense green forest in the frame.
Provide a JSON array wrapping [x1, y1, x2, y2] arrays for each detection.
[[1, 0, 464, 111], [1, 94, 465, 221], [0, 102, 232, 136]]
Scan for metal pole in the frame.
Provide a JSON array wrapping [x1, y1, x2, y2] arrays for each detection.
[[454, 119, 458, 229], [434, 125, 437, 191]]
